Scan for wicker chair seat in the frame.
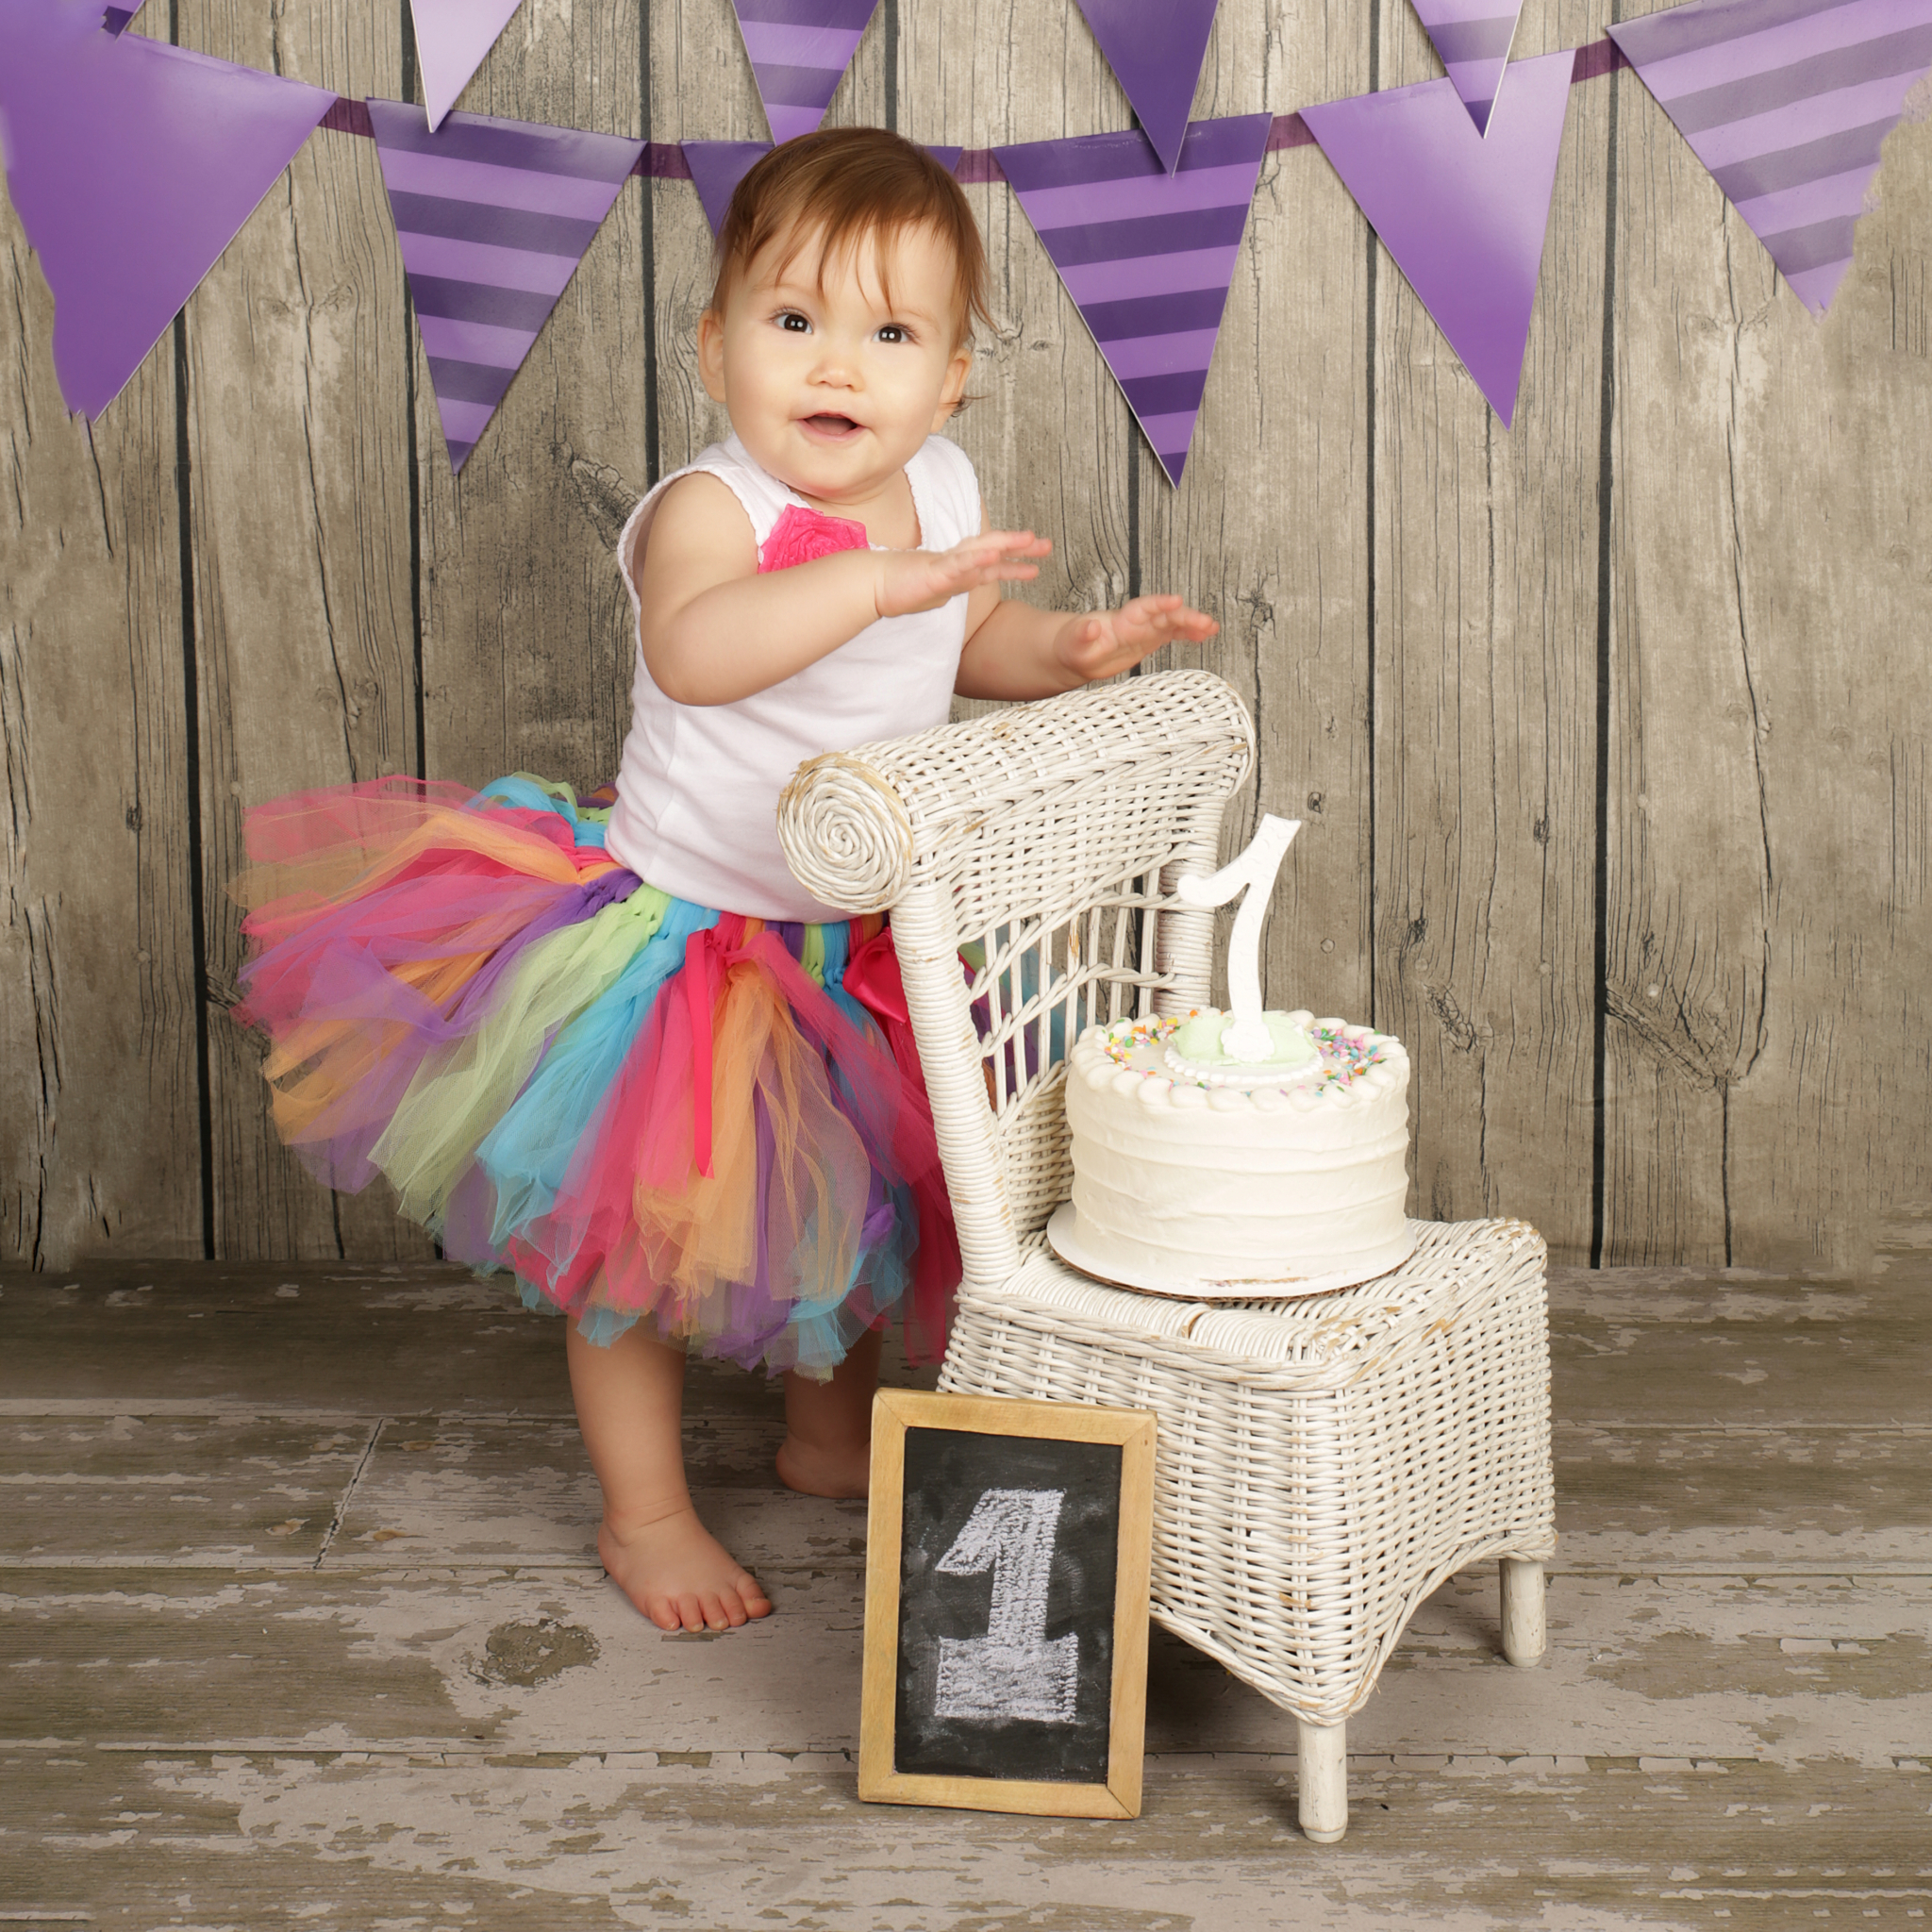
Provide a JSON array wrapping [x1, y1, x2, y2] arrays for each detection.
[[941, 1223, 1555, 1726]]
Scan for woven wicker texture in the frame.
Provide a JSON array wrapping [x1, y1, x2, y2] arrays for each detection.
[[938, 1220, 1555, 1722], [779, 668, 1556, 1736]]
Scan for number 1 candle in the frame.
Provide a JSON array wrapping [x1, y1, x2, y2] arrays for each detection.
[[1175, 814, 1302, 1064]]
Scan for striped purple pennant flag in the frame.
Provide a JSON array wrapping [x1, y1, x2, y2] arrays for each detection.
[[995, 114, 1273, 485], [730, 0, 881, 145], [1410, 0, 1526, 133], [368, 102, 643, 473], [1610, 0, 1932, 315]]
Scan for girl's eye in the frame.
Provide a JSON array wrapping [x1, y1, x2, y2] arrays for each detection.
[[777, 311, 810, 333], [876, 325, 909, 345]]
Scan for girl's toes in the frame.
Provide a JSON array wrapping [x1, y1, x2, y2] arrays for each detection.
[[599, 1507, 771, 1630]]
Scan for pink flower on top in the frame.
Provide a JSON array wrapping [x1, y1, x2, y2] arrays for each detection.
[[758, 503, 870, 575]]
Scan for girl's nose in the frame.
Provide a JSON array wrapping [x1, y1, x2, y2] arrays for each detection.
[[810, 342, 860, 387]]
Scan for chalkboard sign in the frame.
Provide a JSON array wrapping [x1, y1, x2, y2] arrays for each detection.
[[858, 1390, 1156, 1820]]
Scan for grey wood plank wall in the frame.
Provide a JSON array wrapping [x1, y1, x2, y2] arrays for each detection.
[[4, 0, 1928, 1274]]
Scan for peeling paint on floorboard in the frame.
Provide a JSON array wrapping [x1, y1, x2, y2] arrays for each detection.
[[6, 1749, 1931, 1930], [2, 1257, 1925, 1928]]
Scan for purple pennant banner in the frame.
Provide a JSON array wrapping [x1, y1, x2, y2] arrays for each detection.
[[1303, 49, 1574, 425], [0, 1, 335, 418], [1071, 0, 1224, 175], [368, 101, 643, 473], [1610, 0, 1932, 315], [683, 141, 773, 236], [1409, 0, 1526, 133], [996, 114, 1271, 485], [730, 0, 881, 145], [409, 0, 525, 132], [686, 139, 963, 239]]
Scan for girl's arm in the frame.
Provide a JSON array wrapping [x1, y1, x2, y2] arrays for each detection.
[[952, 538, 1220, 702], [636, 474, 1051, 707]]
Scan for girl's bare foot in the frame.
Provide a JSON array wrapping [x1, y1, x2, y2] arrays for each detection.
[[598, 1502, 773, 1632], [778, 1328, 882, 1499], [774, 1431, 872, 1499], [566, 1318, 770, 1631]]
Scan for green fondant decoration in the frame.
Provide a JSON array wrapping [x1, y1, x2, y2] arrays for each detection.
[[1173, 1009, 1316, 1068]]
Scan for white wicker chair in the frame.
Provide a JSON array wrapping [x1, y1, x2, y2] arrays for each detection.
[[778, 668, 1555, 1840]]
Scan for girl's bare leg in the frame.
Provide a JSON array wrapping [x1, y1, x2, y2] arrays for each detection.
[[776, 1326, 882, 1499], [566, 1318, 772, 1632]]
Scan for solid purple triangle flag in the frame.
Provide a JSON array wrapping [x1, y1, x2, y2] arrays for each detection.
[[1072, 0, 1223, 175], [1409, 0, 1525, 133], [686, 141, 960, 239], [0, 1, 334, 418], [1303, 49, 1573, 425], [408, 0, 525, 132], [369, 101, 643, 473], [730, 0, 882, 145], [101, 2, 145, 33], [997, 114, 1271, 485], [1610, 0, 1932, 316], [683, 141, 773, 237]]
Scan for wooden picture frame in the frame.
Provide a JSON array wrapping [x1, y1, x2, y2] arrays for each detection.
[[858, 1388, 1157, 1820]]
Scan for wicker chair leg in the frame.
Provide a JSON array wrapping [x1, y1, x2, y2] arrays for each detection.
[[1296, 1719, 1347, 1842], [1500, 1557, 1547, 1667]]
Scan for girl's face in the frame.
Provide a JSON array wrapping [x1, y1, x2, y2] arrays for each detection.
[[698, 221, 973, 516]]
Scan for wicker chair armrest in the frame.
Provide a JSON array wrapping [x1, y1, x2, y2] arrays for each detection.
[[777, 668, 1254, 914]]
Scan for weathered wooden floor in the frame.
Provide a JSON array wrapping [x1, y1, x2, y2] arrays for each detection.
[[2, 1255, 1927, 1930]]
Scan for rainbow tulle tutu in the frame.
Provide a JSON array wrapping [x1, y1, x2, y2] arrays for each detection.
[[230, 773, 958, 1376]]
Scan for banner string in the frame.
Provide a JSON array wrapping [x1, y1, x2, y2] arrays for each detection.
[[313, 35, 1633, 181]]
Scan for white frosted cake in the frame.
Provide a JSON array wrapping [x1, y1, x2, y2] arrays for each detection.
[[1053, 1006, 1415, 1295]]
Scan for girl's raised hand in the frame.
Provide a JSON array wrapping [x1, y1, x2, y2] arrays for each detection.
[[1055, 594, 1219, 681], [874, 529, 1053, 620]]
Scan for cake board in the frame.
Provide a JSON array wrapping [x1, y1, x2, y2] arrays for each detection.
[[1045, 1202, 1417, 1302]]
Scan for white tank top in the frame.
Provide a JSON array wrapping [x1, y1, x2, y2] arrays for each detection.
[[603, 433, 981, 923]]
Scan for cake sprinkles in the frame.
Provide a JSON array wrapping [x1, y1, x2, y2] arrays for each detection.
[[1093, 1009, 1391, 1097]]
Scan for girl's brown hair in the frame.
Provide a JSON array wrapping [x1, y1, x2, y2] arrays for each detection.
[[708, 127, 991, 347]]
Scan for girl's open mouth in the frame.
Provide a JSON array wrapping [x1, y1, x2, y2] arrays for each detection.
[[802, 413, 861, 438]]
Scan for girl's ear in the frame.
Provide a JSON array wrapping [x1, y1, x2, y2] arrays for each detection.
[[930, 341, 973, 429], [697, 308, 727, 404]]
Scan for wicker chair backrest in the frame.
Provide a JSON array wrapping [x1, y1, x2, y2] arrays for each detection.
[[779, 669, 1255, 1290]]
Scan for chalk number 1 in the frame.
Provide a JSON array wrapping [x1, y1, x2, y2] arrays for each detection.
[[931, 1487, 1077, 1724]]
